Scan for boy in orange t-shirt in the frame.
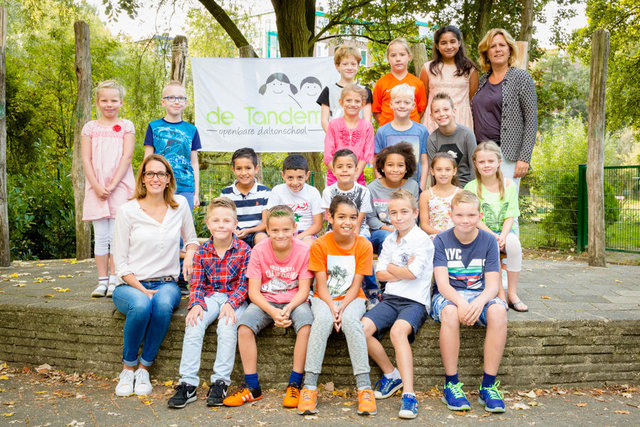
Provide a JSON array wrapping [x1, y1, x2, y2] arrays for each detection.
[[373, 38, 427, 126]]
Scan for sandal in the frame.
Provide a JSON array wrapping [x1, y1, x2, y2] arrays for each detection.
[[508, 299, 528, 312]]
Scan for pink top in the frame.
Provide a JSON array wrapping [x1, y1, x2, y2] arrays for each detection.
[[81, 119, 135, 221], [246, 238, 314, 304], [323, 117, 374, 186], [423, 61, 474, 133]]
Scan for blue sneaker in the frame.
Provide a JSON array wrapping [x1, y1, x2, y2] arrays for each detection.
[[373, 376, 403, 399], [441, 381, 470, 411], [398, 393, 418, 419], [478, 381, 506, 413]]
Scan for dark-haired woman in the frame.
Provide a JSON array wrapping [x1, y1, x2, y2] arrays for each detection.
[[420, 25, 478, 132]]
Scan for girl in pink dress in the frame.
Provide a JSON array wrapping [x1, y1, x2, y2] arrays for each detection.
[[82, 80, 135, 298], [419, 152, 459, 238], [323, 84, 374, 186], [419, 25, 478, 133]]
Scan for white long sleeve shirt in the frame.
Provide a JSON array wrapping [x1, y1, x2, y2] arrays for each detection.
[[113, 195, 198, 282]]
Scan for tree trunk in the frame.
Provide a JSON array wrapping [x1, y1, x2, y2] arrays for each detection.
[[73, 21, 92, 260], [171, 35, 188, 83], [0, 7, 9, 266], [270, 0, 324, 192], [519, 0, 534, 43], [475, 0, 494, 43], [410, 43, 428, 77], [586, 29, 609, 267]]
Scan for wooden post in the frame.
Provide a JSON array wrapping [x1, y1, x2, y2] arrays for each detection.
[[410, 43, 428, 78], [586, 29, 609, 267], [0, 8, 9, 266], [73, 21, 92, 260], [171, 35, 188, 84], [239, 44, 263, 183]]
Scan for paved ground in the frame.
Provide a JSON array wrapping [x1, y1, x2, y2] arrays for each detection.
[[0, 363, 638, 426], [1, 257, 639, 322]]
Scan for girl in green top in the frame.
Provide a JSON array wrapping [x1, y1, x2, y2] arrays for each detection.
[[464, 141, 527, 312]]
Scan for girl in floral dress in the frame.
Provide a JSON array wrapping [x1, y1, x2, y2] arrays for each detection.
[[419, 152, 459, 238]]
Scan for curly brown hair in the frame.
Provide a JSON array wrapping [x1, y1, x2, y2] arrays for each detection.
[[375, 142, 416, 179]]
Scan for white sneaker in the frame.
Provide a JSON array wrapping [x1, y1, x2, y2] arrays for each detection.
[[106, 284, 116, 297], [134, 368, 153, 396], [91, 283, 108, 297], [115, 369, 135, 396]]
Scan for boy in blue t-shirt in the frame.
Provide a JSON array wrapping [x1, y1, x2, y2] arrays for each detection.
[[144, 80, 201, 210], [431, 190, 508, 413]]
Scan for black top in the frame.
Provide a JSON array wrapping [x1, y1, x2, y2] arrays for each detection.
[[472, 80, 503, 145]]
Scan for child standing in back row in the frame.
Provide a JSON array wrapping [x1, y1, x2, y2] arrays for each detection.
[[373, 38, 427, 127], [323, 85, 374, 186], [82, 80, 135, 298], [317, 45, 373, 132]]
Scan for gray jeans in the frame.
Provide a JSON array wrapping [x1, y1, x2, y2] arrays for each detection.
[[303, 297, 370, 389]]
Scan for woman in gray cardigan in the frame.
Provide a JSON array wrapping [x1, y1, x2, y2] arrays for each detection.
[[471, 28, 537, 186]]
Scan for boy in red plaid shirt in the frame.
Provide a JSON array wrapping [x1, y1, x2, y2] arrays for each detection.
[[168, 197, 252, 409]]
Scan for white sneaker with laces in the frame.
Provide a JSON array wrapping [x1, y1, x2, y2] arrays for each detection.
[[134, 368, 153, 396], [106, 284, 116, 297], [91, 283, 108, 298], [115, 369, 135, 396]]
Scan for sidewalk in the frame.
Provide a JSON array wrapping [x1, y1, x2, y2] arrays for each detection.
[[0, 363, 638, 426]]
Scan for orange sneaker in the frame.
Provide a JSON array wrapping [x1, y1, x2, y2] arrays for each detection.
[[283, 382, 301, 408], [297, 388, 318, 415], [357, 389, 377, 415], [222, 384, 262, 407]]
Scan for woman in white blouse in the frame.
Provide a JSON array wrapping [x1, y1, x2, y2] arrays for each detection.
[[112, 154, 198, 397]]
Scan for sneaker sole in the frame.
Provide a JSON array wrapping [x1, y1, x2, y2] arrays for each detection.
[[91, 292, 106, 297], [297, 408, 318, 415], [441, 395, 470, 411], [357, 409, 377, 415], [478, 397, 505, 413], [374, 382, 403, 399], [206, 399, 224, 407], [167, 396, 197, 409], [398, 409, 417, 419]]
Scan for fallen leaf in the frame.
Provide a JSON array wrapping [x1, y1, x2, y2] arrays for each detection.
[[519, 390, 537, 399], [615, 280, 623, 283], [35, 391, 48, 394], [164, 380, 173, 387], [343, 401, 355, 406], [304, 415, 318, 420], [512, 402, 530, 410], [12, 284, 25, 288], [0, 375, 8, 380], [107, 412, 120, 416], [0, 389, 5, 392], [36, 263, 46, 266], [541, 296, 551, 299], [573, 391, 585, 396], [55, 288, 71, 293], [615, 410, 630, 414], [324, 381, 334, 392], [33, 278, 43, 283], [2, 413, 13, 417], [75, 394, 85, 399], [36, 364, 52, 374], [575, 403, 587, 407], [622, 393, 632, 398], [9, 273, 18, 278], [142, 400, 152, 405], [341, 408, 351, 412], [44, 294, 54, 298], [529, 401, 541, 406]]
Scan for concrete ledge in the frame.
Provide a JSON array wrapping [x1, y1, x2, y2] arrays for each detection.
[[1, 259, 639, 388]]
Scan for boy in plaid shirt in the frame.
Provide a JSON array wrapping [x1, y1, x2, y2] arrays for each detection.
[[168, 197, 252, 409]]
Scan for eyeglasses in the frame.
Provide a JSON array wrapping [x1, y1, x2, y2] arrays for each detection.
[[143, 171, 169, 179], [162, 96, 188, 103]]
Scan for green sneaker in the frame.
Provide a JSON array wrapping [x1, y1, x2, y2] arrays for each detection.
[[441, 381, 470, 411], [478, 381, 505, 412]]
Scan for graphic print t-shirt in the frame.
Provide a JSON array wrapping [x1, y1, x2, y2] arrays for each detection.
[[246, 238, 313, 304], [144, 119, 201, 192], [464, 180, 520, 232], [432, 228, 499, 292], [309, 232, 372, 300], [267, 183, 323, 232]]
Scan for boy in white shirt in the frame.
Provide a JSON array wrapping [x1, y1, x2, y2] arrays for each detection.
[[361, 188, 434, 419], [265, 154, 323, 246]]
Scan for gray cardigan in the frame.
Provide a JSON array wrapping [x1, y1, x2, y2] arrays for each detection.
[[473, 67, 537, 163]]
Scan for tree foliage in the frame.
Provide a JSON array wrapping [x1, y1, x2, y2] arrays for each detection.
[[569, 0, 640, 131]]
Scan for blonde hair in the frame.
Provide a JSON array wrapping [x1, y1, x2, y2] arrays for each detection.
[[334, 45, 362, 65], [162, 80, 186, 96], [386, 38, 412, 57], [451, 190, 481, 212], [133, 154, 178, 209], [472, 141, 505, 200], [266, 204, 296, 227], [340, 83, 367, 101], [95, 80, 124, 105], [390, 188, 418, 210], [477, 28, 518, 73], [207, 197, 237, 219], [390, 83, 415, 100]]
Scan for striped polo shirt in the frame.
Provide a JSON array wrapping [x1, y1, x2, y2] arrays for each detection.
[[221, 180, 271, 230]]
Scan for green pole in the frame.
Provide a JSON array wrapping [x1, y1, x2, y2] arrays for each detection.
[[577, 164, 588, 252]]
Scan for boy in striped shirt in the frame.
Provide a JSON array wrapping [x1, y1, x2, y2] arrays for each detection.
[[221, 148, 271, 247]]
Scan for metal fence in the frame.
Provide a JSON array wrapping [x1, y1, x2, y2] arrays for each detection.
[[201, 164, 640, 253]]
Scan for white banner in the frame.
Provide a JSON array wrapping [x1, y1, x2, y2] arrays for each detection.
[[192, 57, 339, 153]]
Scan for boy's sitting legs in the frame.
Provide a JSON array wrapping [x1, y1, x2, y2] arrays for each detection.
[[169, 293, 244, 408], [223, 302, 313, 408], [432, 291, 508, 412]]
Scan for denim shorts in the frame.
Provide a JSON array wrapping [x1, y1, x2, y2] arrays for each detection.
[[363, 294, 428, 343], [431, 289, 508, 327], [238, 301, 313, 334]]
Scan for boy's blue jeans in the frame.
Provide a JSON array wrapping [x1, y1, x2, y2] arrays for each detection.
[[179, 293, 247, 386], [112, 280, 181, 367]]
